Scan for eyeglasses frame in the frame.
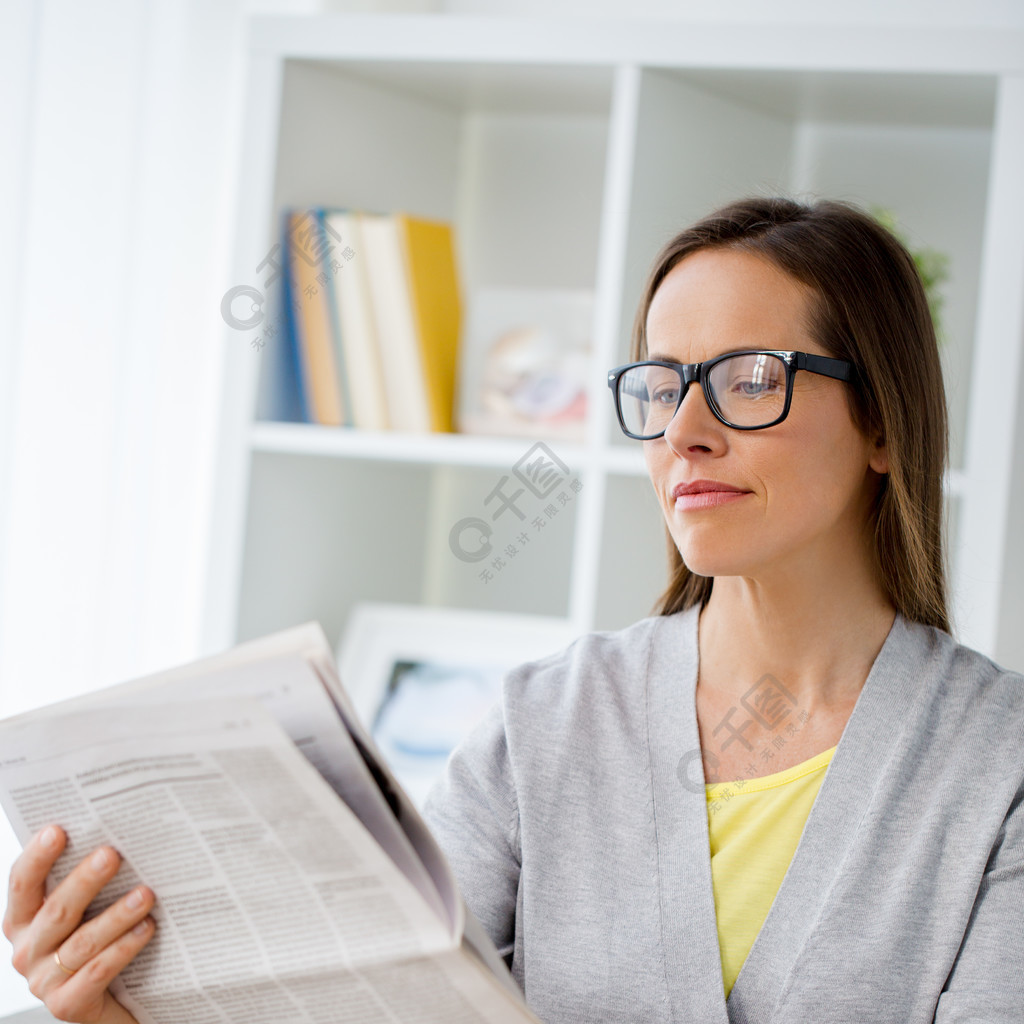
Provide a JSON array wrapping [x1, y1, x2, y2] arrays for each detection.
[[607, 349, 857, 438]]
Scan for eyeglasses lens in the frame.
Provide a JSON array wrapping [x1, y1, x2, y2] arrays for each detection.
[[618, 354, 788, 436]]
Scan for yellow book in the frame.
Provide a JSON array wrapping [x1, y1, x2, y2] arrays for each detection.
[[397, 215, 462, 433]]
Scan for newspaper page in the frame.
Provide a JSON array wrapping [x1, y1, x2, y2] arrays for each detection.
[[0, 697, 539, 1024], [306, 653, 523, 1000], [134, 617, 521, 999], [21, 641, 451, 932]]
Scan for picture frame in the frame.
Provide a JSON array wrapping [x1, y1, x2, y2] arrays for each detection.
[[337, 603, 577, 807]]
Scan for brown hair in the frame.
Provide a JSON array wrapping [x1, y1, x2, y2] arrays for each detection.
[[631, 196, 950, 633]]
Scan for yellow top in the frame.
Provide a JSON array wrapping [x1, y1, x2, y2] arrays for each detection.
[[705, 745, 837, 1000]]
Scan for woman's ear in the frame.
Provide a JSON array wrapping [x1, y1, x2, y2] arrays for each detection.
[[869, 434, 889, 475]]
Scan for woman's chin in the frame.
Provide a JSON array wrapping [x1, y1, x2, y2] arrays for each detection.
[[676, 544, 749, 579], [677, 553, 727, 577]]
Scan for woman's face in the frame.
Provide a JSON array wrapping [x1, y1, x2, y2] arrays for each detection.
[[642, 247, 888, 583]]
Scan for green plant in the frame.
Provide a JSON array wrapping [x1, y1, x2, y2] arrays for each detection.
[[870, 207, 951, 346]]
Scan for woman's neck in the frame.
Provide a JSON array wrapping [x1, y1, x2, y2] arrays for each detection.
[[696, 577, 897, 713]]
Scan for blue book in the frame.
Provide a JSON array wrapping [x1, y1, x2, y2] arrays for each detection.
[[280, 208, 311, 424]]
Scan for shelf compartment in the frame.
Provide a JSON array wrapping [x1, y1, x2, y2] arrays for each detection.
[[235, 450, 580, 645]]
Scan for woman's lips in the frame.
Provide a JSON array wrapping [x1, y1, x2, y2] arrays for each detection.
[[674, 490, 751, 511]]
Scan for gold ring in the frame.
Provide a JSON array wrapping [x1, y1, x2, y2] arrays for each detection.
[[53, 950, 76, 976]]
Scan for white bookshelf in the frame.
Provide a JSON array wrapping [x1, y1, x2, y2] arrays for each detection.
[[204, 13, 1024, 662]]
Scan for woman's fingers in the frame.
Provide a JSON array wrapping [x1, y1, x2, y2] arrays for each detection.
[[3, 825, 67, 940], [2, 826, 156, 1024], [53, 884, 155, 976], [17, 843, 123, 968], [44, 916, 156, 1024]]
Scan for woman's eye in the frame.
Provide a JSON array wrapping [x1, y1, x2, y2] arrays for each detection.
[[652, 387, 680, 405], [733, 379, 780, 396]]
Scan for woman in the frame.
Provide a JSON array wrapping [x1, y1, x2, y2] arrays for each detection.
[[6, 198, 1023, 1023], [422, 198, 1023, 1022]]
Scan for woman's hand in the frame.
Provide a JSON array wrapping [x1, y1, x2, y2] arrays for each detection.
[[3, 825, 156, 1024]]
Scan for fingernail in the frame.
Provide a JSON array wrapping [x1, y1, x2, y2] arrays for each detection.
[[126, 887, 145, 909], [89, 848, 112, 872], [40, 826, 60, 849], [132, 918, 153, 936]]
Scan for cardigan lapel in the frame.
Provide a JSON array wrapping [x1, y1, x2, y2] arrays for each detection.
[[645, 605, 924, 1024], [724, 610, 925, 1024], [646, 604, 731, 1024]]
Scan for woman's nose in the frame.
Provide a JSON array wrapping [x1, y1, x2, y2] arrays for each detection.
[[663, 381, 721, 452]]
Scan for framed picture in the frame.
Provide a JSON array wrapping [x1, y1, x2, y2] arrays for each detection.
[[337, 603, 577, 808]]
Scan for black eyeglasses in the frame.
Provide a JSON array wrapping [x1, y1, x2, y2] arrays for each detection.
[[607, 350, 857, 438]]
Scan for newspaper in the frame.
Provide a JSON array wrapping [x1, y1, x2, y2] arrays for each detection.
[[0, 623, 538, 1024]]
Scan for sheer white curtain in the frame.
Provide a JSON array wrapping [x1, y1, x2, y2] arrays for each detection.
[[0, 0, 325, 1013]]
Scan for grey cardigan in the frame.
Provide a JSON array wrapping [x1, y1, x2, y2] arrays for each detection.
[[421, 604, 1024, 1024]]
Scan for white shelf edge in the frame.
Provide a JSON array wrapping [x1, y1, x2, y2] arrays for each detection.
[[249, 421, 594, 472], [248, 14, 1024, 77]]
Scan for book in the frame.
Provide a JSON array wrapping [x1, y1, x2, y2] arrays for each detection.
[[0, 624, 539, 1024], [397, 214, 462, 434], [317, 209, 356, 427], [359, 212, 433, 434], [324, 210, 390, 431], [278, 211, 311, 424], [283, 210, 347, 426]]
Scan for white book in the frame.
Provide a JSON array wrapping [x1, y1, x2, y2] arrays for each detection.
[[325, 211, 390, 431], [358, 213, 431, 434]]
